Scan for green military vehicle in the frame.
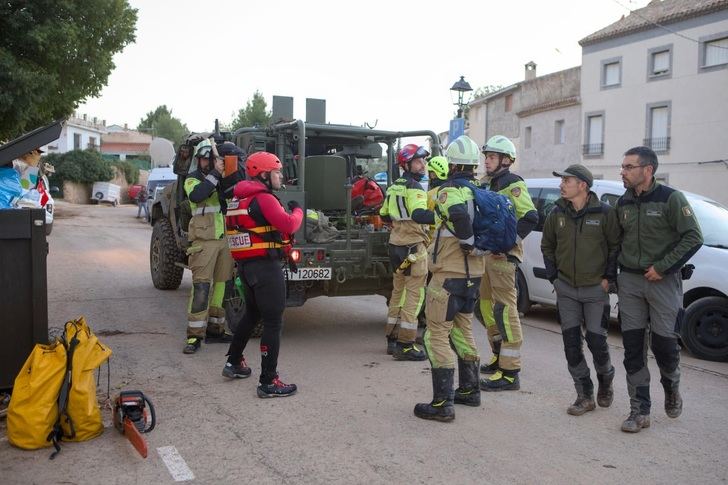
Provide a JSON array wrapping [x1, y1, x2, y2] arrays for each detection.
[[149, 97, 439, 333]]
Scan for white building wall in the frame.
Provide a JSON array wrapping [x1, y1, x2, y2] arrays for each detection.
[[581, 9, 728, 204]]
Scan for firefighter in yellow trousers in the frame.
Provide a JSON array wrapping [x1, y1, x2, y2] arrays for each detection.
[[415, 135, 484, 422], [478, 136, 538, 390], [380, 144, 435, 361], [182, 140, 235, 354]]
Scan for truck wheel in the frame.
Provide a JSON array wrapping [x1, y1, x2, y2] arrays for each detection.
[[150, 218, 184, 290], [516, 269, 531, 316], [680, 296, 728, 362]]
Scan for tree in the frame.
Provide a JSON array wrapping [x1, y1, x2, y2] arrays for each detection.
[[137, 105, 188, 147], [231, 91, 272, 130], [0, 0, 138, 141], [52, 150, 114, 184]]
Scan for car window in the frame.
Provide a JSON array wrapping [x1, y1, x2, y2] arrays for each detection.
[[536, 188, 560, 231], [600, 193, 620, 207], [689, 198, 728, 247]]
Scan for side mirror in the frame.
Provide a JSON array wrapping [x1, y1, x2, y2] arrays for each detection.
[[50, 186, 60, 195]]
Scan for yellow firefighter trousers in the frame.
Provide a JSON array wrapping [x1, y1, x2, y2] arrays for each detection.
[[478, 254, 523, 371], [424, 272, 480, 369], [385, 243, 427, 343], [186, 238, 235, 338]]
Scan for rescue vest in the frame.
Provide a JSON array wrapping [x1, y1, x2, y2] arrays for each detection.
[[225, 194, 292, 261]]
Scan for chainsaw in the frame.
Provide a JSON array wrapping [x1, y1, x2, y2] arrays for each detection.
[[112, 390, 156, 458]]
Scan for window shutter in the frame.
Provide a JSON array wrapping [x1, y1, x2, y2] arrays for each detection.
[[705, 37, 728, 67], [652, 51, 670, 74], [651, 107, 669, 139], [604, 63, 620, 85]]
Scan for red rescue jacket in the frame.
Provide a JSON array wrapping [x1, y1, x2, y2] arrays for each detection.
[[225, 180, 303, 261]]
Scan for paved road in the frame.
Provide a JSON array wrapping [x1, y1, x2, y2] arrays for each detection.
[[1, 203, 727, 484]]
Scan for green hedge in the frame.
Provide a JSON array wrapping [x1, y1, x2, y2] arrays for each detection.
[[47, 149, 114, 184]]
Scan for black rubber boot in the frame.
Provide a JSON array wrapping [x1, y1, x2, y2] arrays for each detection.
[[597, 367, 615, 408], [455, 359, 481, 406], [414, 368, 455, 422]]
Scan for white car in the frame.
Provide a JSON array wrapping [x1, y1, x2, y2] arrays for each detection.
[[519, 178, 728, 362]]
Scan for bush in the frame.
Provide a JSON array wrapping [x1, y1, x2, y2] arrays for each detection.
[[111, 160, 139, 185], [53, 149, 114, 184]]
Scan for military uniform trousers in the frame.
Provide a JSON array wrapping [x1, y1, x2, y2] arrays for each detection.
[[424, 272, 481, 369], [186, 238, 235, 338], [554, 279, 613, 396], [386, 242, 427, 343], [618, 271, 682, 415], [478, 254, 523, 371]]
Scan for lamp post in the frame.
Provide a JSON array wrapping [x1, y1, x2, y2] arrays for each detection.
[[450, 75, 473, 119]]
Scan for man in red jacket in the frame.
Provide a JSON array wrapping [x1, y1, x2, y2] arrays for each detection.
[[223, 151, 304, 398]]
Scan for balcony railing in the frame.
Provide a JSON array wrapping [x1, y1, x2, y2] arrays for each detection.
[[643, 137, 671, 152], [582, 143, 604, 156]]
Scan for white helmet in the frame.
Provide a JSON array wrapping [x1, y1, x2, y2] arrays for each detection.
[[446, 135, 480, 165]]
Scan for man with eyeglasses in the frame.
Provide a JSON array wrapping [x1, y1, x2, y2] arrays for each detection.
[[181, 139, 236, 354], [616, 146, 703, 433]]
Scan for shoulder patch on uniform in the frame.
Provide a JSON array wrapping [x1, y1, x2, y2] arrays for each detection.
[[511, 187, 521, 197], [682, 206, 693, 217], [438, 192, 448, 203]]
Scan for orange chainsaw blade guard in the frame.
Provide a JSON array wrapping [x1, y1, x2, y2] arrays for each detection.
[[123, 417, 148, 458]]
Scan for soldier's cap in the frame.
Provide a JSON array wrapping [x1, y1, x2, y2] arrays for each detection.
[[553, 164, 593, 187]]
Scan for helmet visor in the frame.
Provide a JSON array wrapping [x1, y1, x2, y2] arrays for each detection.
[[414, 146, 430, 160]]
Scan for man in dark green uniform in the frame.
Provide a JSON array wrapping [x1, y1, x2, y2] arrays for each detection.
[[616, 146, 703, 433], [541, 164, 620, 416]]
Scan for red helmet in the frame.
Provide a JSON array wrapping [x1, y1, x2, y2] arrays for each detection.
[[397, 144, 430, 169], [246, 151, 282, 177]]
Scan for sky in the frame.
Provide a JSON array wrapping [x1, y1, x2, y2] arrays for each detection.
[[79, 0, 652, 135]]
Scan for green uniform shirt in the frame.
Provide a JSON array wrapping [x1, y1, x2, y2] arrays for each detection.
[[616, 179, 703, 275], [541, 192, 621, 287]]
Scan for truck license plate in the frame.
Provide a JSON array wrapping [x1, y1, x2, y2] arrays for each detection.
[[285, 267, 332, 281]]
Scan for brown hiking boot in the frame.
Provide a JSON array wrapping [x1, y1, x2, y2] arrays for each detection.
[[567, 396, 596, 416], [665, 390, 683, 418], [621, 412, 651, 433]]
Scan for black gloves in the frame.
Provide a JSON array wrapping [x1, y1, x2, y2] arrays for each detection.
[[287, 200, 301, 211]]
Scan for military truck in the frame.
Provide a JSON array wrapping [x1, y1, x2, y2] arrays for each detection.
[[149, 97, 440, 334]]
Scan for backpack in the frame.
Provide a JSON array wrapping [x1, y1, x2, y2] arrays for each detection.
[[451, 179, 517, 253]]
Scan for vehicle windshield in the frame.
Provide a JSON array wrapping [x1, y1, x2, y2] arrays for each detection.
[[147, 179, 174, 197], [690, 198, 728, 248]]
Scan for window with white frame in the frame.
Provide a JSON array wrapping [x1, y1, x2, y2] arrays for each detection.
[[554, 120, 565, 144], [73, 133, 81, 150]]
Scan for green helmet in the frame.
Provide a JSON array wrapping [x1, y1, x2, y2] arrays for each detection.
[[446, 135, 480, 166], [427, 156, 449, 180], [482, 135, 516, 161], [194, 139, 213, 159]]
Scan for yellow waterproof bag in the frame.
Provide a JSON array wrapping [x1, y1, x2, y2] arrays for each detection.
[[7, 341, 67, 449], [60, 317, 112, 442]]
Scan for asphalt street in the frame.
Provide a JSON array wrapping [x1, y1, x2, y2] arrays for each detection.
[[1, 203, 726, 484]]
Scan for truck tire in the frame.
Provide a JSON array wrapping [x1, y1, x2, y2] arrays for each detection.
[[680, 296, 728, 362], [150, 218, 184, 290]]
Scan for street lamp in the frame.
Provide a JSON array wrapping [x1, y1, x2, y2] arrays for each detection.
[[450, 75, 473, 119]]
